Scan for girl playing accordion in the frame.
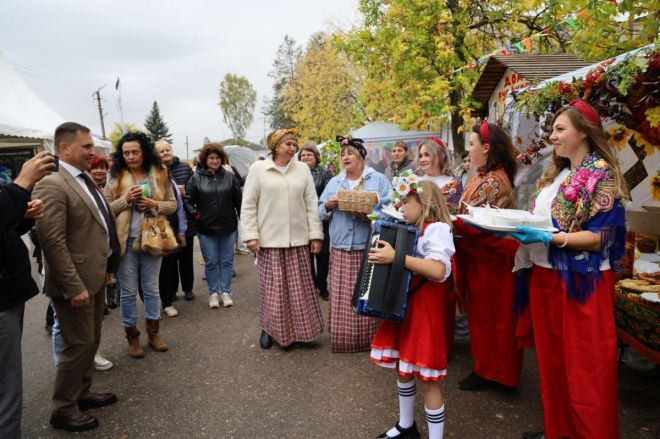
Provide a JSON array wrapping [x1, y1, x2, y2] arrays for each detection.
[[368, 180, 455, 439]]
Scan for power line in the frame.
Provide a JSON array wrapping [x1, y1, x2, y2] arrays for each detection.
[[11, 63, 90, 89]]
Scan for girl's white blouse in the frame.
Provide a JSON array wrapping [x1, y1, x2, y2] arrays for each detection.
[[417, 222, 455, 282]]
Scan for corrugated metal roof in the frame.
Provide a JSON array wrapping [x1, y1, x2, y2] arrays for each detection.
[[471, 54, 591, 117]]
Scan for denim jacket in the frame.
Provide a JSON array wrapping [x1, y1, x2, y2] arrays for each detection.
[[318, 167, 392, 250]]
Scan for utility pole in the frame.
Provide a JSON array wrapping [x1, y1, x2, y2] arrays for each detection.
[[92, 84, 107, 139], [185, 135, 189, 160]]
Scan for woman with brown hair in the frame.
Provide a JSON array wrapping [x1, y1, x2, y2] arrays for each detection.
[[241, 129, 324, 349], [299, 143, 333, 300], [185, 143, 242, 309], [509, 101, 626, 439], [454, 121, 523, 391]]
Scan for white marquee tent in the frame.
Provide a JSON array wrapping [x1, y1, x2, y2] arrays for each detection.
[[0, 51, 110, 154]]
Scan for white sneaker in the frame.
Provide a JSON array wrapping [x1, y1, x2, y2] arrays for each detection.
[[94, 354, 113, 371], [163, 306, 179, 317], [221, 292, 234, 307], [209, 293, 220, 309], [235, 246, 250, 255]]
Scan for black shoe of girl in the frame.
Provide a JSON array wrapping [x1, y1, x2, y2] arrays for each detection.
[[259, 330, 273, 349], [376, 422, 420, 439], [458, 371, 493, 391], [521, 432, 545, 439]]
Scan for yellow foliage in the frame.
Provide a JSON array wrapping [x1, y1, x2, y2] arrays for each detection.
[[282, 34, 363, 142]]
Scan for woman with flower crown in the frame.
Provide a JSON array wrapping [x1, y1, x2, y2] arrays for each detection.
[[318, 136, 391, 352], [454, 122, 523, 392], [507, 101, 626, 439]]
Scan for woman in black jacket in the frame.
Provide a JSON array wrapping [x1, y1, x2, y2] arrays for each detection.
[[298, 143, 333, 300], [155, 140, 196, 305], [185, 143, 242, 309]]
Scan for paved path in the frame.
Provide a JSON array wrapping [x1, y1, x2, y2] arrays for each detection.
[[20, 242, 659, 438]]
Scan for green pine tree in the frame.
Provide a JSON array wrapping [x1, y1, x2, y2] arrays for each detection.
[[144, 101, 173, 143]]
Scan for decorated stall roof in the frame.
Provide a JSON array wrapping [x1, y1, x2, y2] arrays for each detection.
[[471, 54, 591, 120]]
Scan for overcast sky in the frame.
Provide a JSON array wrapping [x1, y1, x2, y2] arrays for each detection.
[[0, 0, 359, 158]]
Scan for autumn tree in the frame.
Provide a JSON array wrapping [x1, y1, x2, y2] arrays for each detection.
[[341, 1, 659, 154], [219, 73, 257, 142], [539, 0, 659, 61], [282, 32, 363, 142], [144, 101, 173, 143], [342, 1, 565, 153], [265, 35, 301, 130], [108, 122, 141, 148]]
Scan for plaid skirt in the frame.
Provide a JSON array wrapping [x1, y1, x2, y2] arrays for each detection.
[[328, 248, 379, 353], [257, 246, 323, 347]]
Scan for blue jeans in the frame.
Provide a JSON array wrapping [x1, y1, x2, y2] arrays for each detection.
[[117, 237, 163, 326], [198, 231, 237, 294], [51, 301, 64, 367]]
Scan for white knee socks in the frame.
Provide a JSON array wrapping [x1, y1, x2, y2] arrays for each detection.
[[385, 379, 417, 437], [425, 404, 445, 439]]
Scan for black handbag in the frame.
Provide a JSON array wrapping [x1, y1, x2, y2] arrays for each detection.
[[106, 282, 120, 309]]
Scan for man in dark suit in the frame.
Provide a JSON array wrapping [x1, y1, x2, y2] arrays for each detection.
[[33, 122, 120, 432]]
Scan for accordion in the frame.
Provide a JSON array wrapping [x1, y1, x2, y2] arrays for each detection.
[[352, 220, 419, 321]]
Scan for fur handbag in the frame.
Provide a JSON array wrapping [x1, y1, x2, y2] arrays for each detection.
[[139, 215, 178, 257]]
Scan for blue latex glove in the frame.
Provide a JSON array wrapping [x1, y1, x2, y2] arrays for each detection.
[[509, 225, 553, 246]]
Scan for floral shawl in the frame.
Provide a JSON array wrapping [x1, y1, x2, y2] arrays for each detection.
[[439, 177, 463, 214], [546, 151, 626, 303], [458, 166, 515, 214]]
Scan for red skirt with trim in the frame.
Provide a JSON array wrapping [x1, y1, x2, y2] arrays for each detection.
[[370, 275, 450, 381]]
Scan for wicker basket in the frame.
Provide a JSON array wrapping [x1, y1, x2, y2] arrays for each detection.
[[337, 189, 378, 214]]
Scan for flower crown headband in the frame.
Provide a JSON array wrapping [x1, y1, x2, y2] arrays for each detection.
[[391, 170, 423, 203]]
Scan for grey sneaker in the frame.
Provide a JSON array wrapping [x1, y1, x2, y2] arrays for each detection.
[[221, 293, 234, 307]]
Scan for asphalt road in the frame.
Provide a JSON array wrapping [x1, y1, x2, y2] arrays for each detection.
[[20, 241, 659, 438]]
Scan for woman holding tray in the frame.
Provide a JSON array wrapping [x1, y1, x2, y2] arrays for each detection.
[[508, 101, 626, 439], [318, 136, 391, 352], [454, 121, 523, 391]]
